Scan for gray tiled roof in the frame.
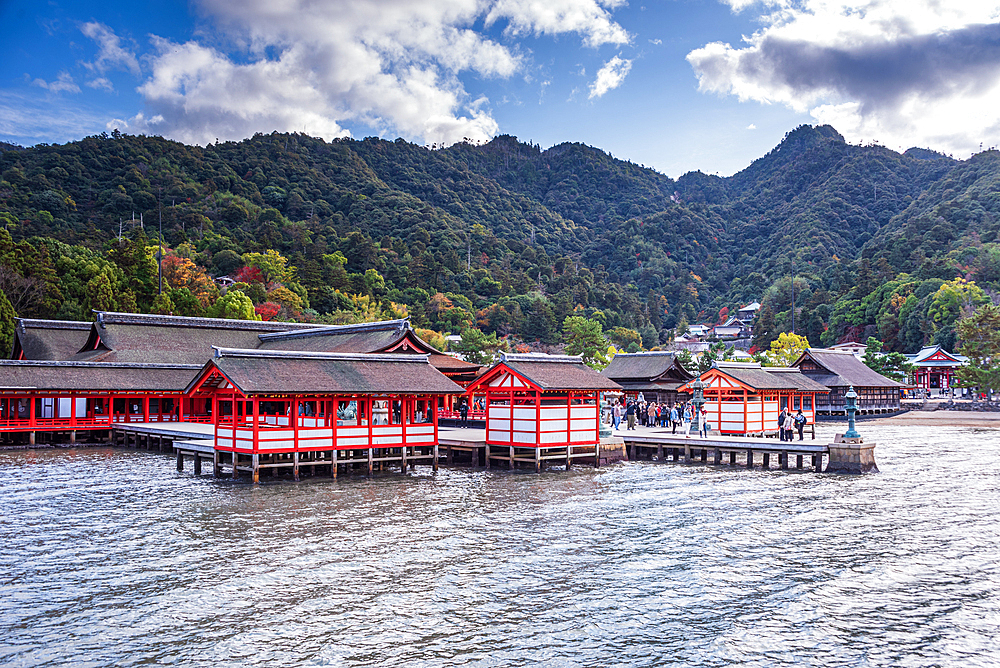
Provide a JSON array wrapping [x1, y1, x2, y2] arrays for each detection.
[[712, 362, 830, 391]]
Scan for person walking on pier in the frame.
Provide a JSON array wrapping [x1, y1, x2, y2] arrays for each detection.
[[670, 404, 679, 434], [698, 406, 708, 438], [795, 409, 806, 440], [612, 401, 622, 431]]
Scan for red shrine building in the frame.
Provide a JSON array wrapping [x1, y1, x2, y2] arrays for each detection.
[[1, 313, 479, 456], [186, 348, 462, 481], [679, 362, 828, 435], [906, 345, 968, 392], [463, 354, 622, 469]]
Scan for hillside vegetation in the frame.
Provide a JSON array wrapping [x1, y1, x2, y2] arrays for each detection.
[[1, 124, 997, 355]]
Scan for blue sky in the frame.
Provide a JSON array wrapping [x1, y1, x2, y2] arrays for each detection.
[[3, 0, 999, 177]]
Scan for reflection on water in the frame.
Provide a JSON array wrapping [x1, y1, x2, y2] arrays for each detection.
[[1, 425, 999, 667]]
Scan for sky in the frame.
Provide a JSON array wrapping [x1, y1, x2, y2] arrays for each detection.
[[2, 0, 999, 178]]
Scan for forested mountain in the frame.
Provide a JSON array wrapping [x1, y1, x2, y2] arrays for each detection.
[[0, 124, 997, 357]]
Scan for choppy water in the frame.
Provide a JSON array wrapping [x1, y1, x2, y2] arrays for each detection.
[[1, 424, 999, 667]]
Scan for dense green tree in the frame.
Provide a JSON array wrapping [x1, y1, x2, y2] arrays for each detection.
[[956, 303, 1000, 394], [562, 316, 609, 369]]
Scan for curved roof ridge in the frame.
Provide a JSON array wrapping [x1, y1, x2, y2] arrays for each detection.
[[212, 347, 429, 363], [256, 318, 409, 342]]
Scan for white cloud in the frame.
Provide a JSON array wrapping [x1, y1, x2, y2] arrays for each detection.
[[31, 72, 80, 94], [747, 123, 756, 130], [121, 0, 628, 147], [588, 54, 632, 98], [649, 38, 662, 45], [487, 0, 631, 47], [687, 1, 1000, 155], [87, 77, 115, 92], [80, 22, 141, 75]]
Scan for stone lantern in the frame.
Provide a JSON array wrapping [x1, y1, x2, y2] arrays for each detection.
[[827, 385, 878, 473], [689, 376, 706, 435]]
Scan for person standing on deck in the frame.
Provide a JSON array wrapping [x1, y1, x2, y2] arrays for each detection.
[[670, 404, 679, 434], [626, 401, 637, 430], [778, 407, 788, 441], [698, 406, 708, 438], [782, 411, 795, 441], [459, 401, 469, 426], [612, 401, 622, 431], [795, 409, 806, 440], [648, 402, 656, 428]]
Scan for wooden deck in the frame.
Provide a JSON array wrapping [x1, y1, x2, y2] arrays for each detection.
[[620, 429, 828, 471]]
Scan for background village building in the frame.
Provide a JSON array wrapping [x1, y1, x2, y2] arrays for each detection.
[[680, 362, 827, 436], [737, 302, 760, 321], [828, 341, 868, 356], [906, 345, 968, 392], [186, 348, 461, 481], [792, 348, 904, 414], [601, 351, 693, 405], [464, 353, 622, 470]]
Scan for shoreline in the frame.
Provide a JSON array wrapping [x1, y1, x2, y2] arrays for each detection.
[[852, 410, 1000, 428]]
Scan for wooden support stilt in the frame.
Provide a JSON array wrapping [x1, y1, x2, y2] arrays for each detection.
[[780, 451, 788, 470], [214, 450, 220, 477], [729, 451, 737, 466], [401, 445, 408, 474], [700, 448, 708, 463], [331, 449, 338, 478], [194, 454, 202, 476], [629, 443, 635, 460], [69, 431, 76, 444], [656, 444, 664, 461], [253, 454, 260, 484], [594, 440, 600, 468], [232, 453, 239, 479], [684, 442, 691, 463], [796, 454, 803, 469], [432, 443, 439, 472], [176, 450, 183, 472], [367, 448, 373, 476], [508, 445, 514, 470], [293, 452, 300, 481], [813, 454, 821, 472], [446, 445, 454, 465], [566, 444, 572, 470], [763, 453, 771, 470], [535, 446, 541, 472], [746, 449, 753, 469], [482, 444, 488, 468], [713, 448, 721, 465]]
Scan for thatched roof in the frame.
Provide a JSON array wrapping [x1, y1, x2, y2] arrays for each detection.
[[793, 349, 905, 388], [72, 311, 314, 364], [189, 348, 464, 395], [602, 351, 693, 382], [11, 319, 92, 360], [0, 360, 201, 392], [473, 354, 623, 392]]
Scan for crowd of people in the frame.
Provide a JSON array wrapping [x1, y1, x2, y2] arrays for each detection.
[[610, 398, 709, 436], [609, 397, 809, 440]]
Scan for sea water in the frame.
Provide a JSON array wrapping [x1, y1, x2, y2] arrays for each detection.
[[1, 424, 998, 667]]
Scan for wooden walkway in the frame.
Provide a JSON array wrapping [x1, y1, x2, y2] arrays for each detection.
[[620, 429, 828, 471]]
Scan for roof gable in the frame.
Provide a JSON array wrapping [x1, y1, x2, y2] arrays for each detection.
[[11, 319, 92, 360], [468, 354, 622, 392], [793, 348, 904, 388], [602, 351, 693, 382]]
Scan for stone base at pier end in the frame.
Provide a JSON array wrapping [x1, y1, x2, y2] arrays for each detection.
[[599, 436, 626, 465], [826, 434, 878, 474]]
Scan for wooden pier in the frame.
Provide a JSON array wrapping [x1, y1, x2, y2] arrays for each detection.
[[622, 431, 828, 471]]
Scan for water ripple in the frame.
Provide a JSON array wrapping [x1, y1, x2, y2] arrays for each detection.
[[1, 425, 999, 667]]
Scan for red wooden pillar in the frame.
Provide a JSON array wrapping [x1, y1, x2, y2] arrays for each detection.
[[252, 397, 260, 454]]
